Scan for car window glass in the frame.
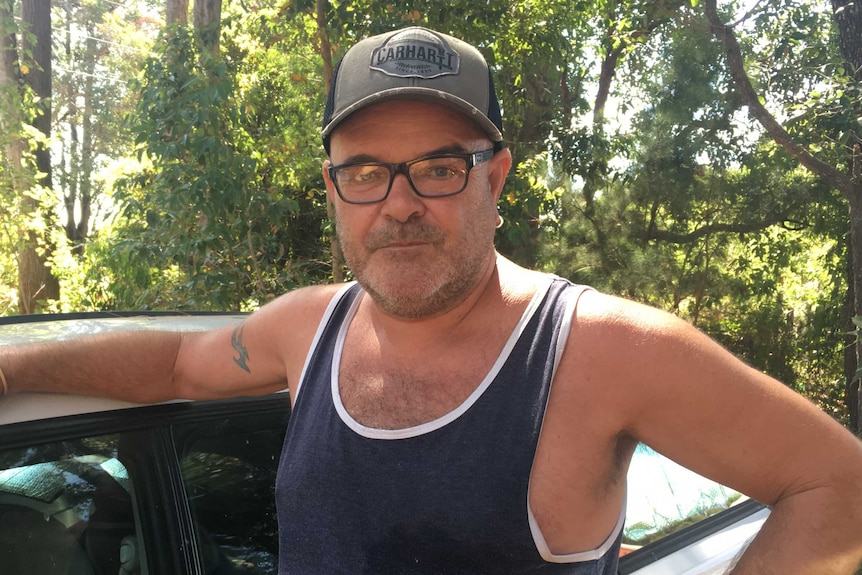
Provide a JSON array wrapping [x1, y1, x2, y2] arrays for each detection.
[[0, 435, 144, 575], [173, 411, 289, 575], [624, 443, 744, 550]]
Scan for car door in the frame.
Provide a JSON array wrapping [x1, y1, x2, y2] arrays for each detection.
[[0, 424, 155, 575], [2, 396, 766, 575], [168, 397, 290, 575], [0, 394, 292, 575]]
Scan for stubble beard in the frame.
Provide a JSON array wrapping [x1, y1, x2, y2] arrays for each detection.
[[336, 215, 495, 320]]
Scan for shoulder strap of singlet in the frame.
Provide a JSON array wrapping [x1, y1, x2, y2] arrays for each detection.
[[529, 282, 627, 564], [293, 282, 361, 402]]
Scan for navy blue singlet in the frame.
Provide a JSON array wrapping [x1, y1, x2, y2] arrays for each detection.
[[275, 277, 624, 574]]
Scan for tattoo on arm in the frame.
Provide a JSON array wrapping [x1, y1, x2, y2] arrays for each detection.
[[231, 323, 251, 373]]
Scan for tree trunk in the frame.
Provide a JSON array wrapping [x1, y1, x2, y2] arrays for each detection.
[[845, 233, 859, 431], [22, 0, 52, 188], [316, 0, 345, 283], [166, 0, 188, 26], [61, 0, 92, 257], [9, 0, 60, 313], [0, 0, 27, 196], [61, 0, 80, 252], [832, 0, 862, 434], [848, 198, 862, 435], [832, 0, 862, 81], [193, 0, 222, 55], [74, 21, 96, 256]]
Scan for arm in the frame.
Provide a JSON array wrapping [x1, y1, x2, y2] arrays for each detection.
[[0, 285, 341, 403], [573, 292, 862, 574], [3, 329, 190, 403]]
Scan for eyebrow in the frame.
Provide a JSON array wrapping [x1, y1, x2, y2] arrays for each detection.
[[337, 144, 472, 166]]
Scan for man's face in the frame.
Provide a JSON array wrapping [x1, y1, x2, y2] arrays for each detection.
[[324, 100, 511, 320]]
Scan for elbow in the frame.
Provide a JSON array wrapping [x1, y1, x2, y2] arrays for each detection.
[[820, 443, 862, 558], [169, 332, 196, 400]]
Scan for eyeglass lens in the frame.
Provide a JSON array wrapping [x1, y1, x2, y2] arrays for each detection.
[[334, 156, 469, 203]]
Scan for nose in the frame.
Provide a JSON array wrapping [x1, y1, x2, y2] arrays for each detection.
[[380, 173, 426, 223]]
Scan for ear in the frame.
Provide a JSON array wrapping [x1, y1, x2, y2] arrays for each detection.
[[487, 148, 512, 204]]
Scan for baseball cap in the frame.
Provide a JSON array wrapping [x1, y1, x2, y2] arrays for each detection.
[[321, 27, 504, 153]]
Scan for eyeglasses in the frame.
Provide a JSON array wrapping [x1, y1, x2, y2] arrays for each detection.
[[328, 149, 495, 205]]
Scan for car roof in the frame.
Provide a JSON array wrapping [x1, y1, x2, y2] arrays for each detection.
[[0, 312, 245, 344], [0, 313, 247, 426]]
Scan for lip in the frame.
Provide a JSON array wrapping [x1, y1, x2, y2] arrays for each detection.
[[380, 241, 428, 249]]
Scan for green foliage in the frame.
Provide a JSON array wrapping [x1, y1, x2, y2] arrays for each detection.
[[108, 20, 330, 310], [51, 0, 144, 250], [297, 0, 587, 266], [746, 1, 860, 166], [538, 0, 852, 419], [0, 0, 856, 421], [0, 5, 58, 315]]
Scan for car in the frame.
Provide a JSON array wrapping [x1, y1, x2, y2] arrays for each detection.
[[0, 312, 769, 575]]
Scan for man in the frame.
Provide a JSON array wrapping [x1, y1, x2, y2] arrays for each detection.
[[2, 26, 862, 574]]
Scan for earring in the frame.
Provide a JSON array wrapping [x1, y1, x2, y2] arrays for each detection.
[[495, 213, 504, 229]]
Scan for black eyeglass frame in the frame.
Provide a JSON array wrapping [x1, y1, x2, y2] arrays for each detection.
[[328, 149, 496, 205]]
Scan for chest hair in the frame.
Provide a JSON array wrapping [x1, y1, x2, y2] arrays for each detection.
[[338, 329, 505, 429]]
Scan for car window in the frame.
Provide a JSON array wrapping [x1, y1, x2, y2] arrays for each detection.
[[624, 443, 744, 550], [173, 410, 289, 575], [0, 434, 145, 575]]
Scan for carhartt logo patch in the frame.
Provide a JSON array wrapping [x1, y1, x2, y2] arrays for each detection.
[[370, 28, 460, 79]]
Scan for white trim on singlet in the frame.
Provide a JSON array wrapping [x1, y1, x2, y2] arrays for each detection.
[[528, 494, 627, 563], [331, 277, 556, 440], [527, 285, 627, 563], [308, 279, 627, 563], [293, 282, 359, 404]]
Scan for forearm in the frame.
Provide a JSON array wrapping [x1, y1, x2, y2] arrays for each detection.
[[1, 330, 184, 403], [729, 483, 862, 574]]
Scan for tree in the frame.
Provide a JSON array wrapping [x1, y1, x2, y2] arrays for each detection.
[[19, 0, 60, 313], [1, 0, 849, 426], [531, 0, 853, 425], [704, 0, 862, 432], [166, 0, 188, 26], [0, 0, 28, 314], [107, 6, 331, 310], [55, 0, 121, 257], [315, 0, 345, 282], [193, 0, 221, 54], [0, 0, 60, 313]]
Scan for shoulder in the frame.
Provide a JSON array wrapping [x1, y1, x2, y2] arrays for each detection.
[[243, 283, 355, 341], [559, 288, 795, 444], [558, 289, 746, 433], [557, 288, 862, 511], [569, 289, 700, 356], [237, 283, 354, 365], [255, 283, 354, 321]]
